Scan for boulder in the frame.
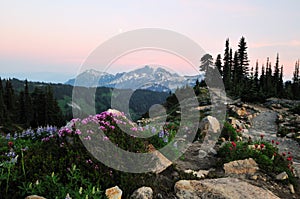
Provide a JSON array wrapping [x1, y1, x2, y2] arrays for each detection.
[[147, 144, 172, 174], [130, 186, 153, 199], [223, 158, 259, 175], [174, 178, 280, 199], [199, 116, 220, 134], [286, 133, 295, 138], [275, 171, 289, 180], [105, 186, 122, 199]]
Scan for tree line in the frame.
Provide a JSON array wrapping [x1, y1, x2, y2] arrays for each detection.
[[0, 78, 65, 129], [199, 37, 300, 102]]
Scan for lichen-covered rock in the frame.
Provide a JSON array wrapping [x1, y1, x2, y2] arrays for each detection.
[[223, 158, 259, 175], [174, 178, 280, 199], [105, 186, 122, 199], [130, 186, 153, 199]]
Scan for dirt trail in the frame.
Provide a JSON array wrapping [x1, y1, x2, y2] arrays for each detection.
[[243, 108, 300, 176]]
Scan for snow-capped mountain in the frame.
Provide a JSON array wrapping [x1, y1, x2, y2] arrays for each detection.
[[65, 66, 204, 92]]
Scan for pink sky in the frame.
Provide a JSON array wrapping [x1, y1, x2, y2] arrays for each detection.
[[0, 0, 299, 82]]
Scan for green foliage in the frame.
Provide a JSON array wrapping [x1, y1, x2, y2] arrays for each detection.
[[218, 137, 296, 185], [0, 110, 198, 198], [220, 122, 240, 141]]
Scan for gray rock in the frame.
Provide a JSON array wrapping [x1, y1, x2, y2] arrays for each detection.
[[223, 158, 259, 175], [199, 116, 220, 134], [130, 186, 153, 199], [275, 171, 289, 180], [286, 133, 295, 138], [174, 178, 280, 199]]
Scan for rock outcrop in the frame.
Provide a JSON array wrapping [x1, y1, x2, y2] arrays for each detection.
[[105, 186, 122, 199], [130, 186, 153, 199], [223, 158, 259, 176], [174, 178, 280, 199]]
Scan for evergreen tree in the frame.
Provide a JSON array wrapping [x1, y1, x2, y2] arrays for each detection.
[[215, 54, 222, 76], [260, 64, 265, 93], [4, 79, 15, 121], [254, 60, 259, 89], [17, 91, 26, 125], [237, 37, 250, 78], [0, 78, 7, 123], [278, 65, 284, 97], [273, 54, 280, 96], [24, 79, 33, 126], [223, 39, 231, 90], [292, 60, 300, 99], [232, 51, 240, 95]]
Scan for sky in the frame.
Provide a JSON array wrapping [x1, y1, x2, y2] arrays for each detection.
[[0, 0, 300, 83]]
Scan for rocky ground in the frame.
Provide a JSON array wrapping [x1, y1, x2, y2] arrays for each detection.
[[104, 100, 300, 199], [27, 99, 300, 199]]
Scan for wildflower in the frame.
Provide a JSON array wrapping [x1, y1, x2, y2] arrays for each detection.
[[79, 187, 83, 194], [151, 127, 156, 134], [158, 130, 164, 138], [84, 136, 91, 140], [99, 126, 106, 131], [8, 141, 13, 148], [163, 137, 168, 143], [65, 193, 72, 199], [287, 157, 293, 161], [5, 133, 10, 140], [229, 147, 233, 151], [271, 140, 274, 144], [6, 151, 16, 158], [231, 141, 236, 148], [260, 143, 265, 149], [103, 136, 109, 141], [75, 129, 82, 135], [260, 134, 264, 139], [36, 180, 39, 185], [131, 127, 138, 131], [282, 152, 286, 156], [276, 141, 279, 145]]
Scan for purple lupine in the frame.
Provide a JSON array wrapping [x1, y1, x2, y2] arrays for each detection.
[[5, 133, 11, 140], [163, 137, 168, 143], [151, 127, 156, 134], [158, 130, 164, 138]]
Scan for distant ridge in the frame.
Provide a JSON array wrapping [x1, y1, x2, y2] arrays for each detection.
[[65, 66, 204, 92]]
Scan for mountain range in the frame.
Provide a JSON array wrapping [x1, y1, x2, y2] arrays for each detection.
[[65, 66, 204, 92]]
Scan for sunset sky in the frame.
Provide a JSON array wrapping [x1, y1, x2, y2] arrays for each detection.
[[1, 0, 300, 82]]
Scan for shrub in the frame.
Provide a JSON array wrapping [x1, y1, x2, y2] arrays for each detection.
[[218, 137, 296, 185], [220, 122, 240, 141]]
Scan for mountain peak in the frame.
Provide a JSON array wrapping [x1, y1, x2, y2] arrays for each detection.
[[65, 66, 204, 91]]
